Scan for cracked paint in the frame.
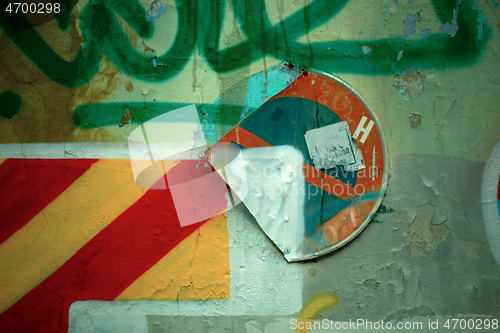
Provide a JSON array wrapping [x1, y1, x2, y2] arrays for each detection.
[[393, 67, 424, 101], [115, 214, 230, 301], [405, 203, 451, 258]]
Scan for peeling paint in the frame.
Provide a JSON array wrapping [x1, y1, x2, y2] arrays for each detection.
[[419, 29, 431, 36], [409, 113, 421, 128], [405, 204, 451, 258], [119, 108, 133, 127], [404, 13, 417, 38], [361, 45, 372, 54], [440, 0, 462, 37], [393, 67, 424, 101], [145, 0, 167, 22], [397, 50, 404, 61], [364, 279, 379, 290]]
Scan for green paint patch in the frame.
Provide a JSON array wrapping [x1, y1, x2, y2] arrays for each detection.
[[73, 102, 251, 130], [0, 91, 22, 119], [52, 0, 77, 31], [377, 204, 395, 214]]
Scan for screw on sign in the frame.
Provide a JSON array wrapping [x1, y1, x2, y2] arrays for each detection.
[[210, 70, 389, 261]]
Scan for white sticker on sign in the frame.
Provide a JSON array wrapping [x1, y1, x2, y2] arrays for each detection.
[[304, 121, 365, 172]]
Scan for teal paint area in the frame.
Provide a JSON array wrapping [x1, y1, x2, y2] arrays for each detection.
[[73, 102, 255, 143], [239, 97, 358, 231], [0, 91, 22, 119], [0, 0, 491, 87]]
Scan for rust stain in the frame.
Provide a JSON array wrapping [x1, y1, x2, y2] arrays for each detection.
[[69, 57, 125, 115], [119, 107, 133, 127], [117, 15, 138, 48], [126, 82, 134, 92], [143, 41, 155, 56]]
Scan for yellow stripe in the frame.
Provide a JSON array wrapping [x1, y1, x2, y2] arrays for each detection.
[[115, 213, 230, 301], [0, 158, 6, 166], [296, 293, 340, 333], [0, 159, 153, 314]]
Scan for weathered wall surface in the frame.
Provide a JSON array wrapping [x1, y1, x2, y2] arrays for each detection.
[[0, 0, 499, 332]]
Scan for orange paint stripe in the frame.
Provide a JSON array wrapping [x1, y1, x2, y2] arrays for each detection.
[[235, 127, 272, 148], [303, 164, 355, 200]]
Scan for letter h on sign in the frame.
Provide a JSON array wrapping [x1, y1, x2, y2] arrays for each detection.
[[352, 116, 374, 144]]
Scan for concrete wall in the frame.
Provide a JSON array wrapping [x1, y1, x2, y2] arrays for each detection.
[[0, 0, 499, 331]]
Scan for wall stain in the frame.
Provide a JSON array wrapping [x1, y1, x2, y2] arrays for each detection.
[[405, 203, 451, 258]]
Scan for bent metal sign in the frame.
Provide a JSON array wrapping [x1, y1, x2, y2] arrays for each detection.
[[127, 69, 389, 261]]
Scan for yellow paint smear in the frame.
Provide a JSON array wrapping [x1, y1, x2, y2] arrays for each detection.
[[0, 159, 149, 314], [296, 293, 340, 333], [116, 213, 230, 301]]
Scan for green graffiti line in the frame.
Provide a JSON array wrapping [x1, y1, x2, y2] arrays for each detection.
[[0, 91, 22, 119], [0, 0, 491, 87], [74, 102, 249, 128], [74, 101, 256, 143]]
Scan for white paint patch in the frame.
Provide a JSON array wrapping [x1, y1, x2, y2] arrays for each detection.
[[481, 140, 500, 266], [0, 142, 130, 159], [372, 146, 376, 181], [128, 104, 207, 189], [305, 121, 365, 172], [209, 142, 249, 205], [361, 45, 372, 54], [238, 146, 306, 261], [397, 50, 404, 61]]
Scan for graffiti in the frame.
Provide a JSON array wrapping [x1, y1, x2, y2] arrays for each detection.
[[73, 102, 252, 128], [0, 90, 22, 119], [0, 0, 490, 87], [293, 293, 340, 333]]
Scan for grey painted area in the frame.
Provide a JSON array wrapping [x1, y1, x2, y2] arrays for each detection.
[[301, 153, 500, 321]]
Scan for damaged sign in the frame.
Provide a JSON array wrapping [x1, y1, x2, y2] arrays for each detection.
[[210, 70, 389, 261]]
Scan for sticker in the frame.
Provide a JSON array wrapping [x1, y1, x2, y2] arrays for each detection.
[[304, 121, 365, 172]]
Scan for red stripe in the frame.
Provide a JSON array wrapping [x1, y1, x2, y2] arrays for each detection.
[[497, 173, 500, 201], [0, 159, 97, 245], [0, 160, 217, 333]]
